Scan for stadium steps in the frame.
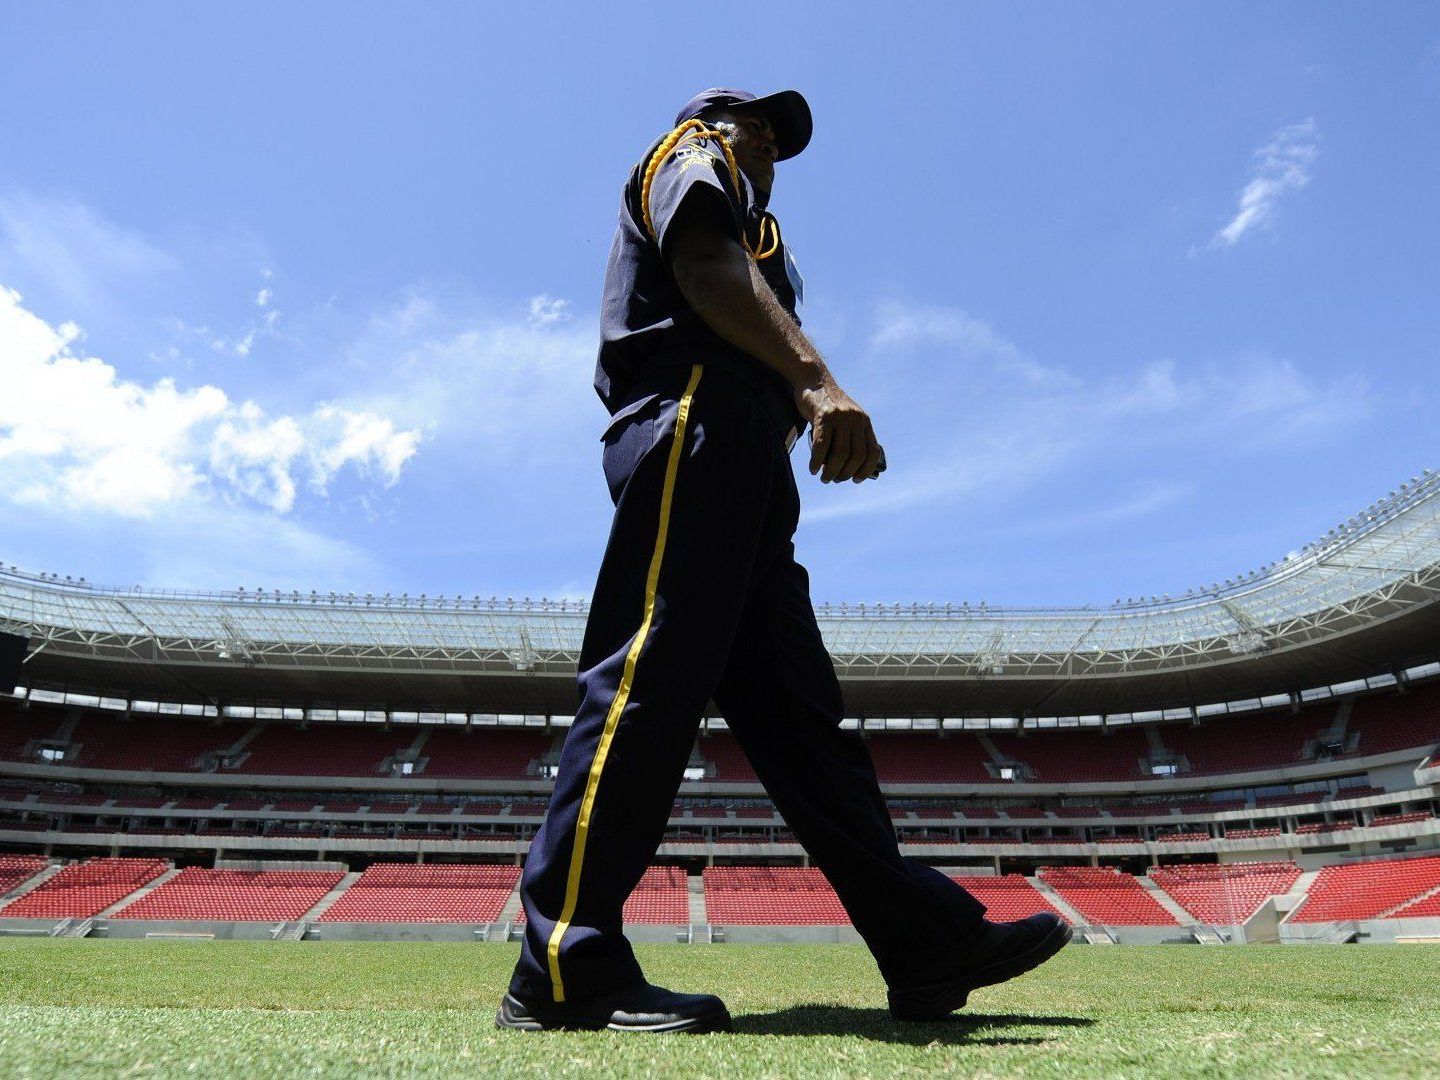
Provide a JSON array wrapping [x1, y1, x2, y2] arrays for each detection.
[[93, 867, 183, 918], [0, 862, 60, 904], [299, 871, 362, 921], [1029, 876, 1087, 925], [687, 873, 708, 925], [1137, 878, 1199, 925], [54, 711, 83, 742], [1288, 869, 1323, 903], [215, 723, 265, 762], [1326, 698, 1355, 741], [495, 877, 525, 923], [976, 734, 1005, 764]]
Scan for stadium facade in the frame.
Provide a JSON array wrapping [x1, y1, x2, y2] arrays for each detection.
[[0, 471, 1437, 944]]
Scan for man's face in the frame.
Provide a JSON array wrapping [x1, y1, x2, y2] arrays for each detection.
[[706, 106, 778, 195]]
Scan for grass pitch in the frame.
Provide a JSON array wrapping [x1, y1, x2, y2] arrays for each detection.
[[0, 940, 1436, 1077]]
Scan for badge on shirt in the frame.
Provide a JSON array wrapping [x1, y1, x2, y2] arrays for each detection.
[[783, 242, 805, 311]]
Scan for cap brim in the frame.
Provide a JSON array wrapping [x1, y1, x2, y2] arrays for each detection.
[[732, 89, 812, 161]]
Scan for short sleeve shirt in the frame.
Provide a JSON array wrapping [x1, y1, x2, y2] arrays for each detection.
[[595, 128, 806, 432]]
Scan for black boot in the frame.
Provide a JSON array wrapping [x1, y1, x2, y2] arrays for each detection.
[[888, 912, 1073, 1021], [496, 982, 732, 1034]]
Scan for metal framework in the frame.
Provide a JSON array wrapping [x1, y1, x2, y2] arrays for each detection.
[[3, 470, 1439, 683]]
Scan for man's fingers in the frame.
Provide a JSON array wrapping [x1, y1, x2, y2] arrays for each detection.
[[808, 418, 829, 476], [853, 435, 884, 483], [834, 424, 870, 482], [822, 425, 854, 483]]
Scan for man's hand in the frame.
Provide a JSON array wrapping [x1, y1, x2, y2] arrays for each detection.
[[796, 380, 886, 483]]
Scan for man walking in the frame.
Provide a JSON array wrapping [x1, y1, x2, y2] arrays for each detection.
[[498, 88, 1069, 1034]]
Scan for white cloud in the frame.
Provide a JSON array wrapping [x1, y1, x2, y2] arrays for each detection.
[[0, 286, 422, 518], [869, 301, 1073, 387], [341, 290, 600, 466], [255, 286, 272, 308], [0, 193, 179, 311], [803, 299, 1368, 525], [1208, 119, 1319, 249], [527, 294, 571, 328]]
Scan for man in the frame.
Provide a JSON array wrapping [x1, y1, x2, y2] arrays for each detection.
[[497, 88, 1069, 1034]]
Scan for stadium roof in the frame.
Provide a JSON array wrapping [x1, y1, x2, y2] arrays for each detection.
[[4, 470, 1440, 717]]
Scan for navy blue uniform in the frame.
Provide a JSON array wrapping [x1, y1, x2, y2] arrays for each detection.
[[509, 126, 985, 1006]]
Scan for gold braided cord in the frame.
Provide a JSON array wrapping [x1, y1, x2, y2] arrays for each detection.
[[752, 212, 780, 260], [639, 119, 760, 256]]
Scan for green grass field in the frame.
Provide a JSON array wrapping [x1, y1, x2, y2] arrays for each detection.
[[0, 940, 1436, 1078]]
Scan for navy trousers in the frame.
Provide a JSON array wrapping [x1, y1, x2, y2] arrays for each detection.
[[509, 360, 986, 1005]]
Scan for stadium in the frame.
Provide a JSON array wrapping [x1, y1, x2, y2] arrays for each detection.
[[2, 468, 1438, 954], [5, 466, 1440, 1075], [4, 484, 1440, 1074]]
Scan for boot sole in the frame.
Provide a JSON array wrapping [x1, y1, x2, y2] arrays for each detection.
[[495, 994, 732, 1034], [889, 919, 1074, 1021]]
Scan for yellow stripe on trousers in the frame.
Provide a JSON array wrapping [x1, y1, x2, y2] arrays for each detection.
[[546, 362, 704, 1003]]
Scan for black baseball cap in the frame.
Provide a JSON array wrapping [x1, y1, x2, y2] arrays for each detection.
[[673, 87, 813, 161]]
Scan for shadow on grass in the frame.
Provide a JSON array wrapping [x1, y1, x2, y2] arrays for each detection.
[[736, 1005, 1094, 1045]]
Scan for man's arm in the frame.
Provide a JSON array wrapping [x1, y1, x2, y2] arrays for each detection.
[[666, 200, 884, 484]]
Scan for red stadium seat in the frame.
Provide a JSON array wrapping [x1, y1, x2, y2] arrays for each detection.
[[111, 867, 343, 921], [0, 857, 169, 918], [1037, 866, 1178, 925], [1149, 861, 1301, 923], [319, 863, 520, 922]]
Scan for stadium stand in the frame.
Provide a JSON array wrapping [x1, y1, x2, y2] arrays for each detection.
[[0, 856, 168, 917], [112, 867, 344, 921], [949, 874, 1068, 921], [989, 729, 1151, 783], [1038, 866, 1179, 925], [514, 866, 690, 925], [418, 729, 552, 779], [1346, 683, 1440, 757], [65, 715, 245, 772], [1371, 812, 1433, 827], [230, 725, 414, 776], [696, 735, 756, 781], [0, 853, 47, 894], [617, 866, 690, 923], [0, 707, 64, 760], [1227, 827, 1283, 839], [1387, 887, 1440, 918], [863, 733, 996, 783], [703, 867, 849, 924], [317, 864, 519, 922], [1164, 710, 1321, 775], [1149, 862, 1301, 924], [1291, 856, 1440, 921]]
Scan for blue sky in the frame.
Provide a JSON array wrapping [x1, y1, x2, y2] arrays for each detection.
[[1, 3, 1436, 608]]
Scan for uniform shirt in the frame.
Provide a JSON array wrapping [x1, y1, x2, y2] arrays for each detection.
[[595, 128, 808, 435]]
